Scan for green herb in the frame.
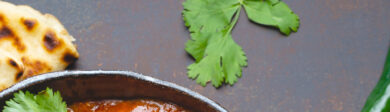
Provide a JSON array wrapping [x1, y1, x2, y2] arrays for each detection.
[[3, 88, 67, 112], [362, 47, 390, 112], [183, 0, 300, 87]]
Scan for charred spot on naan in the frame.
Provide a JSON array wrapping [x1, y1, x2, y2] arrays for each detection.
[[20, 18, 37, 31], [62, 49, 78, 64], [0, 15, 26, 52], [0, 26, 26, 52], [21, 57, 52, 78], [13, 37, 25, 52], [7, 58, 24, 81], [0, 26, 13, 38], [8, 58, 18, 67], [43, 30, 63, 52], [15, 71, 23, 81]]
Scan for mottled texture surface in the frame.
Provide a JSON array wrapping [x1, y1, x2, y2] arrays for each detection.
[[4, 0, 390, 111]]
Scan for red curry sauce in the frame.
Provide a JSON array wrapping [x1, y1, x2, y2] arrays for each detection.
[[67, 99, 188, 112]]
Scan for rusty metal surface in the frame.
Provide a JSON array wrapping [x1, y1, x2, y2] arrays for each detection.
[[5, 0, 390, 111]]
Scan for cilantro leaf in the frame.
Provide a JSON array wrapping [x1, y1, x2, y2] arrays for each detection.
[[185, 32, 208, 62], [185, 5, 247, 87], [182, 0, 240, 32], [3, 88, 67, 112], [243, 0, 300, 35], [183, 0, 299, 87], [186, 30, 247, 87]]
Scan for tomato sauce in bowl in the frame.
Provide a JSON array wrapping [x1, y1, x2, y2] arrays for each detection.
[[68, 99, 188, 112]]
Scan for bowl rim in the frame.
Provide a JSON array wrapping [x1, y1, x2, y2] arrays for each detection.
[[0, 70, 227, 112]]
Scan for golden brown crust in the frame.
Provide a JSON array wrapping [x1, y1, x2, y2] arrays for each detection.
[[21, 57, 52, 78], [0, 14, 3, 22]]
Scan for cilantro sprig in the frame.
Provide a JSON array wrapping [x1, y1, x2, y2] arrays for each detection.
[[3, 88, 67, 112], [183, 0, 299, 87]]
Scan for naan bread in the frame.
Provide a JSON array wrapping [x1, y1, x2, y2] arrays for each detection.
[[0, 1, 79, 90]]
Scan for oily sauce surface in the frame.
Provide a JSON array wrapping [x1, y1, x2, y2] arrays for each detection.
[[68, 99, 188, 112]]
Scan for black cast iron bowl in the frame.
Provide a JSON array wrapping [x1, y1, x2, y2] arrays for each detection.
[[0, 71, 227, 112]]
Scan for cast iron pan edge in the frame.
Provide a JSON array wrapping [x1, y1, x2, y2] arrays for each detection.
[[0, 70, 227, 112]]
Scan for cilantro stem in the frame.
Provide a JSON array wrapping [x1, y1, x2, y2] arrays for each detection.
[[226, 6, 241, 35]]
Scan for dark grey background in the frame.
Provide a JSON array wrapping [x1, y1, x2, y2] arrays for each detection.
[[5, 0, 390, 111]]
